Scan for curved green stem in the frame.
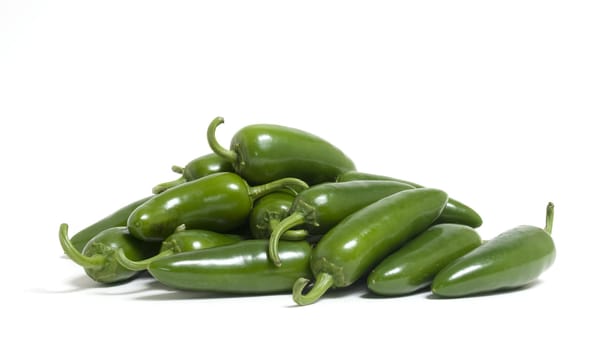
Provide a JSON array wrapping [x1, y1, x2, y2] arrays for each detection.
[[292, 272, 335, 306], [115, 248, 175, 271], [268, 219, 309, 240], [268, 212, 307, 266], [59, 223, 105, 268], [152, 176, 187, 194], [171, 165, 184, 174], [248, 178, 309, 201], [207, 117, 238, 163], [545, 202, 554, 234]]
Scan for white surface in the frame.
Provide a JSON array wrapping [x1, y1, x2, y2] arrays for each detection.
[[1, 1, 594, 349]]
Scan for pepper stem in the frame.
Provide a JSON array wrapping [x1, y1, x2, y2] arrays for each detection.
[[207, 117, 238, 163], [115, 248, 175, 271], [545, 202, 554, 234], [292, 272, 335, 306], [171, 165, 184, 174], [269, 212, 307, 266], [248, 178, 309, 201], [59, 223, 105, 268], [152, 176, 187, 194]]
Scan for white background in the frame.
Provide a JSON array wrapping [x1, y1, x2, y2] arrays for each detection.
[[1, 1, 594, 349]]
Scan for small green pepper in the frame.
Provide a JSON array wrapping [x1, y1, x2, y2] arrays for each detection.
[[269, 180, 415, 266], [69, 196, 152, 252], [431, 203, 555, 298], [59, 224, 161, 283], [115, 229, 244, 271], [152, 153, 234, 194], [207, 117, 356, 185], [249, 192, 308, 240], [128, 172, 308, 242], [337, 171, 483, 228], [293, 188, 448, 305], [148, 240, 312, 294], [367, 223, 482, 296]]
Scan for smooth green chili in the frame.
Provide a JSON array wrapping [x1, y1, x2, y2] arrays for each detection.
[[337, 171, 482, 228], [128, 172, 308, 242], [431, 203, 555, 298], [148, 240, 312, 294], [207, 117, 356, 185]]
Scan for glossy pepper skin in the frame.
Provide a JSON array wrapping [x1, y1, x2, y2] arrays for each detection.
[[269, 180, 415, 266], [337, 170, 483, 228], [293, 188, 448, 305], [367, 224, 482, 296], [152, 153, 234, 194], [59, 224, 161, 283], [115, 229, 244, 271], [69, 196, 152, 252], [148, 240, 313, 294], [432, 203, 555, 298], [249, 192, 308, 240], [207, 117, 356, 185], [127, 172, 308, 242]]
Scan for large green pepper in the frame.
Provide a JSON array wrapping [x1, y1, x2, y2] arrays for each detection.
[[127, 172, 308, 242], [148, 240, 312, 294], [59, 224, 161, 284], [268, 180, 415, 266], [432, 203, 555, 297], [293, 188, 448, 305], [207, 117, 356, 185], [152, 153, 234, 194], [337, 170, 483, 228]]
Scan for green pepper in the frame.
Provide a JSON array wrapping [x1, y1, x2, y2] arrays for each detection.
[[337, 170, 483, 228], [269, 180, 415, 266], [115, 229, 244, 271], [293, 188, 448, 305], [128, 172, 308, 242], [152, 153, 234, 194], [431, 203, 555, 297], [69, 196, 152, 252], [249, 192, 308, 240], [207, 117, 356, 185], [367, 223, 482, 296], [148, 240, 312, 294], [59, 224, 161, 283]]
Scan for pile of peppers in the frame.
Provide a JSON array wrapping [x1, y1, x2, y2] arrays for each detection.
[[59, 117, 556, 305]]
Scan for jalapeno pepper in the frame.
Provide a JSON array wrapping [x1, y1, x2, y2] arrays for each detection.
[[148, 240, 312, 294], [249, 192, 308, 240], [431, 202, 555, 297], [59, 224, 161, 283], [128, 172, 309, 242], [207, 117, 356, 185], [337, 170, 482, 228], [152, 153, 234, 194], [367, 223, 482, 296], [115, 229, 244, 271], [293, 188, 448, 305], [269, 180, 415, 266], [69, 196, 152, 252]]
